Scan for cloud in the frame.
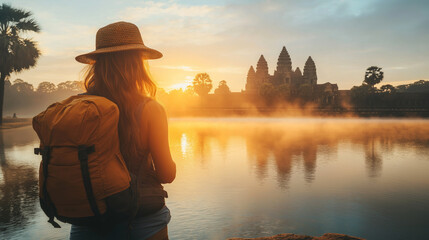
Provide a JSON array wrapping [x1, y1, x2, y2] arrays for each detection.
[[156, 65, 200, 71], [9, 0, 429, 91], [118, 1, 216, 21], [115, 1, 235, 46], [35, 24, 96, 57], [206, 67, 247, 74], [121, 0, 429, 90]]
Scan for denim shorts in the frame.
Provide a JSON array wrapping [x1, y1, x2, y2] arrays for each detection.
[[69, 206, 171, 240]]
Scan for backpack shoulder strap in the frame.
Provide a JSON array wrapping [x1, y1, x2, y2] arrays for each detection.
[[36, 146, 61, 228]]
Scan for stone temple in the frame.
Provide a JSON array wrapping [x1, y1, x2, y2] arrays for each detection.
[[245, 46, 337, 103]]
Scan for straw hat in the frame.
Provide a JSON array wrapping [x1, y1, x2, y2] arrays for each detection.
[[75, 21, 162, 64]]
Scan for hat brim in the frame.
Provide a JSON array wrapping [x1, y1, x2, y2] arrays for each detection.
[[75, 44, 163, 64]]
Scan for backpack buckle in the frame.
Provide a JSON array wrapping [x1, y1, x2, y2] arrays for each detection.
[[78, 145, 95, 161], [34, 148, 41, 155]]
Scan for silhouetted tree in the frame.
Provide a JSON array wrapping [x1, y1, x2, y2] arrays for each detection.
[[395, 85, 407, 92], [168, 88, 185, 98], [184, 85, 195, 96], [36, 81, 56, 93], [350, 84, 375, 106], [57, 81, 83, 92], [397, 80, 429, 93], [11, 79, 34, 93], [364, 66, 384, 86], [214, 80, 231, 95], [193, 73, 212, 96], [380, 84, 396, 93], [3, 79, 85, 117], [0, 4, 40, 124]]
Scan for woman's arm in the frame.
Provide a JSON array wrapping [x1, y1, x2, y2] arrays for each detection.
[[144, 100, 176, 183]]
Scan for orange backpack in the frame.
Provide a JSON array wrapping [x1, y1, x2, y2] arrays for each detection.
[[33, 95, 137, 227]]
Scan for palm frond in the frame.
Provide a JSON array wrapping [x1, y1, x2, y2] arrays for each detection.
[[0, 4, 39, 33], [11, 38, 41, 73], [16, 19, 40, 33], [1, 4, 31, 22], [0, 3, 40, 76]]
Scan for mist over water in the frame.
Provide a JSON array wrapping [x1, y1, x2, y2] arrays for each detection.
[[1, 118, 429, 239]]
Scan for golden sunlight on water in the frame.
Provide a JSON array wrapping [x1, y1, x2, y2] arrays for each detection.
[[1, 118, 429, 240], [180, 133, 189, 155], [165, 118, 429, 239]]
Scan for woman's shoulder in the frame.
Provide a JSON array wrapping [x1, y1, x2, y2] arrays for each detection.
[[144, 98, 165, 112], [141, 98, 167, 120]]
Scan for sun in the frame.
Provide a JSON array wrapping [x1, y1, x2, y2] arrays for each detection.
[[167, 76, 194, 91], [168, 82, 192, 91]]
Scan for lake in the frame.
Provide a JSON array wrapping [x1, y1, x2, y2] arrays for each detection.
[[1, 118, 429, 240]]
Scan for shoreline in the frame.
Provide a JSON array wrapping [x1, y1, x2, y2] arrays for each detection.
[[227, 233, 364, 240], [2, 113, 429, 130], [1, 118, 32, 129], [165, 107, 429, 118]]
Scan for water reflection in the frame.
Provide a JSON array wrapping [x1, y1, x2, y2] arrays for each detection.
[[0, 128, 38, 232], [169, 119, 429, 187], [365, 138, 383, 178], [245, 128, 319, 188], [1, 119, 429, 239]]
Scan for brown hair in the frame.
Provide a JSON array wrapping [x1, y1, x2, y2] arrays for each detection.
[[83, 50, 157, 160]]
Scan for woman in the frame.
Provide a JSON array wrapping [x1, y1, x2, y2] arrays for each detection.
[[70, 21, 176, 240]]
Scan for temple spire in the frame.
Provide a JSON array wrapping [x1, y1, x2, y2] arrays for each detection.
[[245, 65, 257, 92], [295, 67, 302, 76], [303, 56, 317, 85], [276, 46, 292, 73], [248, 65, 256, 77], [256, 55, 269, 77]]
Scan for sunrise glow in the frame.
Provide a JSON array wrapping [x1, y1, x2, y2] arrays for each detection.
[[2, 1, 429, 239]]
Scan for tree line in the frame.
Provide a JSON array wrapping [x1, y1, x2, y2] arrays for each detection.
[[350, 66, 429, 108], [3, 79, 84, 117], [192, 73, 231, 96], [3, 73, 232, 117]]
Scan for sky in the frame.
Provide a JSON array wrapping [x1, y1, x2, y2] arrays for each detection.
[[7, 0, 429, 91]]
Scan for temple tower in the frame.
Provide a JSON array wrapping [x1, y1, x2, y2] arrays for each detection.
[[273, 46, 293, 85], [275, 46, 292, 74], [295, 67, 302, 77], [292, 67, 303, 85], [245, 66, 257, 92], [255, 55, 269, 86], [303, 56, 317, 85]]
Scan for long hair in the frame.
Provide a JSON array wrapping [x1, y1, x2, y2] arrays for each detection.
[[83, 50, 157, 160]]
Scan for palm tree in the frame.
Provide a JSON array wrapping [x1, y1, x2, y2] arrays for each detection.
[[364, 66, 384, 87], [0, 4, 40, 124]]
